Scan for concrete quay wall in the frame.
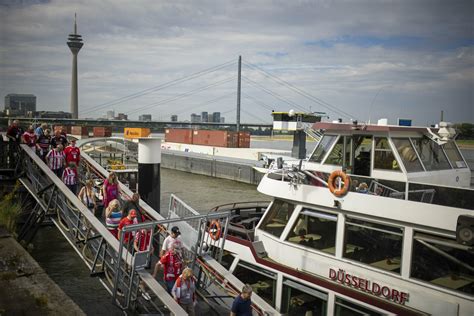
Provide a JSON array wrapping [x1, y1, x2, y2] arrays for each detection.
[[161, 151, 264, 185], [0, 227, 85, 316]]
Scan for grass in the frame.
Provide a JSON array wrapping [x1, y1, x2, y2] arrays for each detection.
[[0, 182, 21, 233]]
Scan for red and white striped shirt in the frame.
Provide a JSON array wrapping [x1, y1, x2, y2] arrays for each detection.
[[62, 167, 77, 185], [46, 149, 65, 170]]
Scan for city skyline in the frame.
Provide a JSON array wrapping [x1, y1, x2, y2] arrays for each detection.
[[0, 1, 472, 125]]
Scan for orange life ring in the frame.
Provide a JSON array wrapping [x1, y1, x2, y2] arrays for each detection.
[[328, 170, 351, 197], [208, 220, 222, 241]]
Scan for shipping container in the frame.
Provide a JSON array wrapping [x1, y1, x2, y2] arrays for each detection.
[[238, 131, 251, 148], [165, 128, 193, 144], [71, 126, 88, 136], [192, 130, 241, 147], [124, 127, 151, 139], [93, 127, 112, 137]]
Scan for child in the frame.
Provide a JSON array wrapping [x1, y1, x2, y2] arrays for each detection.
[[62, 161, 78, 194]]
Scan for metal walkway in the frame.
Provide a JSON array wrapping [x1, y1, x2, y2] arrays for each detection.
[[9, 144, 278, 316]]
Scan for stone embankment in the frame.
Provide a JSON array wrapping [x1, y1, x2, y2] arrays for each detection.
[[0, 226, 85, 316]]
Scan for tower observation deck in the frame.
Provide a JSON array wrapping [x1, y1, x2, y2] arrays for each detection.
[[67, 14, 83, 119]]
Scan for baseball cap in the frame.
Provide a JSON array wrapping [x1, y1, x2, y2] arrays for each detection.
[[171, 226, 181, 235], [129, 209, 137, 218]]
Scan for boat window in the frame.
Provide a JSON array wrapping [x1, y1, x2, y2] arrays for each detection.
[[282, 278, 327, 315], [443, 142, 467, 169], [335, 297, 384, 316], [412, 138, 451, 171], [259, 199, 295, 238], [411, 232, 474, 295], [392, 138, 424, 172], [325, 136, 351, 166], [373, 137, 400, 171], [309, 135, 337, 163], [343, 218, 403, 274], [286, 209, 337, 255], [352, 136, 372, 176], [233, 262, 276, 307]]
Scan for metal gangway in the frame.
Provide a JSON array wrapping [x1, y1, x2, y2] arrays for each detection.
[[9, 144, 278, 316]]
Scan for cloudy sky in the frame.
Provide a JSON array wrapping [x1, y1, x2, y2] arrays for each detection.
[[1, 0, 473, 125]]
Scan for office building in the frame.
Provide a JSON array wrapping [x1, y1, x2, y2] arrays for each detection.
[[106, 110, 115, 120], [212, 112, 221, 123], [5, 94, 36, 115], [116, 113, 128, 120], [191, 113, 201, 123], [220, 117, 225, 123], [201, 111, 208, 123]]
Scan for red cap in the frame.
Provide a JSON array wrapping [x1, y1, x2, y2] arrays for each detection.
[[129, 210, 137, 218]]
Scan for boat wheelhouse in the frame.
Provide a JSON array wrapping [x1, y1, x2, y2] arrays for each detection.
[[211, 121, 474, 316]]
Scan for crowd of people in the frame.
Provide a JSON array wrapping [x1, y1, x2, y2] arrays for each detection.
[[6, 120, 81, 193], [4, 120, 255, 315]]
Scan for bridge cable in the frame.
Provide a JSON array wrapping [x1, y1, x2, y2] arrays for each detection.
[[242, 76, 309, 113], [124, 76, 236, 115], [80, 60, 236, 115], [243, 61, 356, 120]]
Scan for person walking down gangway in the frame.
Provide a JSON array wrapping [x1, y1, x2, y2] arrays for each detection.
[[105, 199, 122, 238], [160, 226, 183, 257], [64, 138, 81, 168], [78, 179, 97, 213], [153, 243, 183, 293], [6, 120, 23, 167], [172, 268, 197, 316], [62, 162, 78, 194], [122, 193, 145, 222], [102, 171, 119, 209], [50, 130, 68, 149], [22, 125, 37, 149], [36, 129, 51, 162], [46, 144, 66, 178]]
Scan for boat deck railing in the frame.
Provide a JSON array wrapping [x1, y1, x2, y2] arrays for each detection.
[[266, 166, 474, 210]]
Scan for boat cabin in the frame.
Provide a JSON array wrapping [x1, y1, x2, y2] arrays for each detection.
[[305, 121, 471, 188]]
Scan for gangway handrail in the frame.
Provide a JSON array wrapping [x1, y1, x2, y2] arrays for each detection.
[[201, 255, 279, 316], [81, 151, 166, 222], [20, 145, 123, 255], [20, 145, 187, 314]]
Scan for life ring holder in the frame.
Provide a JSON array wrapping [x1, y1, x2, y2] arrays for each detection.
[[208, 220, 222, 241], [328, 170, 351, 197]]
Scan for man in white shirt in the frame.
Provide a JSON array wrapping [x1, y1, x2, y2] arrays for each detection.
[[160, 226, 183, 257]]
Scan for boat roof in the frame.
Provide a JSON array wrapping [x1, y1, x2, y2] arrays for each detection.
[[313, 122, 437, 134]]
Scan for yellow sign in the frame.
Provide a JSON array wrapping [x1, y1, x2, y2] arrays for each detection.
[[124, 128, 151, 139]]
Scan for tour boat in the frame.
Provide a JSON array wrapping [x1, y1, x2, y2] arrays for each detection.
[[210, 120, 474, 315]]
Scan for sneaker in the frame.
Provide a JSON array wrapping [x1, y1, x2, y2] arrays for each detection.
[[141, 291, 151, 301]]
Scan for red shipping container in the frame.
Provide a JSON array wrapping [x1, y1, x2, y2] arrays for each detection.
[[193, 130, 236, 147], [165, 128, 193, 144], [236, 131, 250, 148], [93, 127, 112, 137], [71, 126, 88, 136]]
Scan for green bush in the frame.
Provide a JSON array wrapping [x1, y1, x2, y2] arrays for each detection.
[[0, 183, 21, 233]]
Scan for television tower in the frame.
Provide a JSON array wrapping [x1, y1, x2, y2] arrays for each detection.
[[67, 13, 83, 119]]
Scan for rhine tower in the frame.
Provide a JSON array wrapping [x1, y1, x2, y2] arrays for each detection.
[[67, 14, 83, 119]]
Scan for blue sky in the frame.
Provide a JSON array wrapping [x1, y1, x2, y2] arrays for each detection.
[[0, 0, 472, 125]]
